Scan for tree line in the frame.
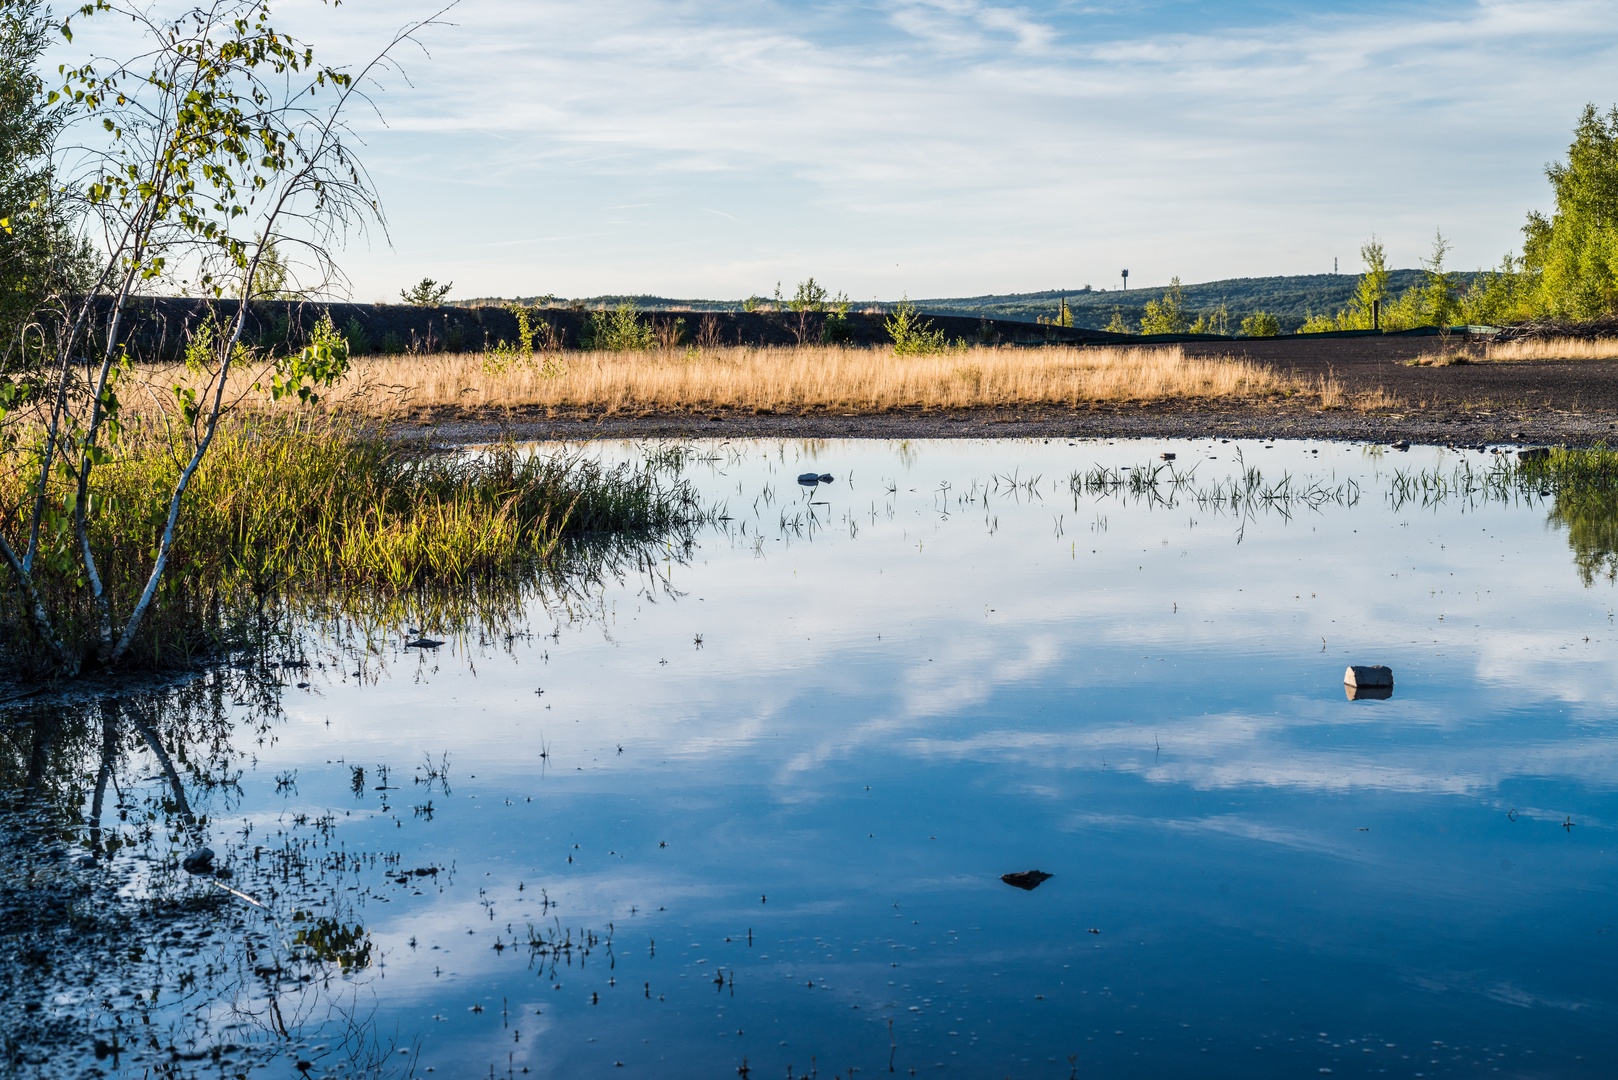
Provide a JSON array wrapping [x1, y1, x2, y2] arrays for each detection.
[[1108, 105, 1618, 337]]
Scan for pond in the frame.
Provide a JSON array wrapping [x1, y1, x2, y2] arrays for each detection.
[[6, 437, 1617, 1079]]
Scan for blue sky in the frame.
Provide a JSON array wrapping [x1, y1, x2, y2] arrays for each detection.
[[71, 1, 1618, 300]]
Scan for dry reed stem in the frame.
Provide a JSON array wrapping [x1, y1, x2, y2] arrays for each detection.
[[1485, 337, 1618, 362], [130, 344, 1365, 418]]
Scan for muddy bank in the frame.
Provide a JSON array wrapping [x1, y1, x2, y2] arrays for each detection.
[[399, 404, 1614, 449]]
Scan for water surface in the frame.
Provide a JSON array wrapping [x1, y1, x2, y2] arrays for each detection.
[[43, 438, 1618, 1078]]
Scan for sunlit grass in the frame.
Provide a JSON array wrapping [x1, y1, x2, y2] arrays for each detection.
[[131, 343, 1387, 416], [1485, 337, 1618, 362]]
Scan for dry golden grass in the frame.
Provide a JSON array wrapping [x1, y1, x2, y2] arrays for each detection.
[[129, 343, 1391, 418], [1483, 337, 1618, 362]]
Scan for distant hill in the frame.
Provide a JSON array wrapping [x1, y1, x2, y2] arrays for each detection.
[[912, 271, 1442, 333], [453, 270, 1466, 333]]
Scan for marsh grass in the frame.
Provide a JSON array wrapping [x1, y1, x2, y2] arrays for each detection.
[[130, 343, 1384, 416], [0, 418, 700, 671]]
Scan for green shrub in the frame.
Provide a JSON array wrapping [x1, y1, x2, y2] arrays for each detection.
[[485, 307, 566, 376], [344, 316, 371, 356], [1240, 311, 1281, 337], [588, 302, 656, 351], [886, 297, 947, 356], [380, 330, 404, 355], [822, 311, 852, 344]]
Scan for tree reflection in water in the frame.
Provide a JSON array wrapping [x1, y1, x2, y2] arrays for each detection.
[[1548, 488, 1618, 586], [0, 672, 409, 1079], [0, 529, 692, 1079]]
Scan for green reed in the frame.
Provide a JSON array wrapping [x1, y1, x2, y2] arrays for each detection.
[[0, 417, 702, 672]]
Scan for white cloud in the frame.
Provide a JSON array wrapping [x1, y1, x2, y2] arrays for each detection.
[[47, 1, 1618, 298]]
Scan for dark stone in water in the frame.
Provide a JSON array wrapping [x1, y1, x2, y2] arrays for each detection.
[[797, 473, 835, 485], [405, 638, 445, 649], [181, 847, 215, 874], [1001, 870, 1052, 891]]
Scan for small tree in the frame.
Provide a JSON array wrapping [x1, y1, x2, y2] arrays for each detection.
[[1348, 236, 1391, 327], [1139, 278, 1190, 334], [1420, 229, 1459, 327], [885, 297, 946, 356], [400, 277, 453, 306], [786, 277, 850, 345], [1189, 302, 1229, 335], [0, 0, 434, 674], [1240, 311, 1280, 337], [1523, 104, 1618, 318]]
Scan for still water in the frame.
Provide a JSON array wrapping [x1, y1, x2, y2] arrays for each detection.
[[59, 439, 1618, 1077]]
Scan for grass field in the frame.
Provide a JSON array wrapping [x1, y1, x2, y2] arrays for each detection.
[[134, 343, 1379, 418], [1485, 337, 1618, 362]]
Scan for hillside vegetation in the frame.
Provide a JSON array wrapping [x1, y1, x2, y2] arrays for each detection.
[[450, 273, 1435, 334]]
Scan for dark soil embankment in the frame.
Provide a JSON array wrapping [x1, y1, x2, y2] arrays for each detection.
[[107, 299, 1116, 361]]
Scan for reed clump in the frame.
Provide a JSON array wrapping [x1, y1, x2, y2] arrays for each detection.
[[0, 417, 697, 669], [131, 343, 1363, 416]]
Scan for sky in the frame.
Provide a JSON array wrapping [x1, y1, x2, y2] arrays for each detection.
[[60, 1, 1618, 301]]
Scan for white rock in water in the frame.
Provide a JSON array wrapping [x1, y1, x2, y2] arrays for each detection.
[[1344, 665, 1393, 687]]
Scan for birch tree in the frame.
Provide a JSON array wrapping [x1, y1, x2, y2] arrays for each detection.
[[0, 0, 442, 674]]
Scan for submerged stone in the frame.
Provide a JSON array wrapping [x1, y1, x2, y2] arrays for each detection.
[[1001, 870, 1052, 891], [181, 847, 215, 874]]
